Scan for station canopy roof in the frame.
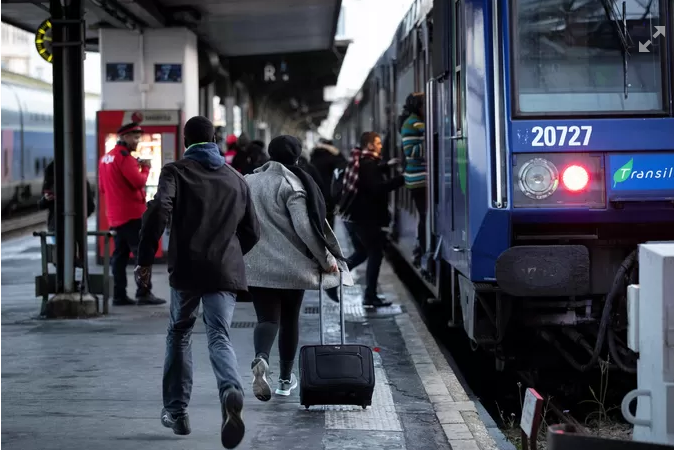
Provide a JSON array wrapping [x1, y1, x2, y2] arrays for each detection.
[[1, 0, 342, 56], [2, 0, 345, 126]]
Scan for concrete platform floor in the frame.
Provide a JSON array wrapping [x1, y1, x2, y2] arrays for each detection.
[[1, 220, 510, 450]]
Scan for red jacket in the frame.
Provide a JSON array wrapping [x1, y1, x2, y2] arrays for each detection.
[[99, 143, 150, 228]]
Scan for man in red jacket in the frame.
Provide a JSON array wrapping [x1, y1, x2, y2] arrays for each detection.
[[99, 122, 165, 306]]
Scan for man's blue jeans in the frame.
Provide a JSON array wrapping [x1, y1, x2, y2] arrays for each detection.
[[163, 288, 244, 415]]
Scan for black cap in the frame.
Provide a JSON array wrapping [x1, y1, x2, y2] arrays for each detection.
[[117, 122, 143, 136], [268, 135, 302, 165]]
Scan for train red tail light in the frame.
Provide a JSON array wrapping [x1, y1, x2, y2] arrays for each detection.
[[561, 165, 589, 192]]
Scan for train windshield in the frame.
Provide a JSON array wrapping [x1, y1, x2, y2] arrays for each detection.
[[511, 0, 668, 116]]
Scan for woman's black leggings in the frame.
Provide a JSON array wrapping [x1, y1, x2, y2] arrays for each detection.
[[250, 287, 305, 380]]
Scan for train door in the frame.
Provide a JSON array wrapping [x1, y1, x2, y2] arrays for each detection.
[[449, 0, 468, 264], [421, 15, 440, 273]]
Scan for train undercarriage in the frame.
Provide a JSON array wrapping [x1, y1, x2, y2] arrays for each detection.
[[390, 223, 672, 375]]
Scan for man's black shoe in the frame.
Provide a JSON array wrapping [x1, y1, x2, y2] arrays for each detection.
[[325, 287, 339, 303], [161, 408, 191, 435], [112, 296, 136, 306], [220, 388, 245, 448], [363, 294, 392, 308], [136, 293, 166, 305]]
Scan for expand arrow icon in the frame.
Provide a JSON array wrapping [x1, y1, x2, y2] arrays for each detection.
[[639, 26, 667, 52]]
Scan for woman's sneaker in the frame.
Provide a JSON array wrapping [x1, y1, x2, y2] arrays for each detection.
[[275, 373, 298, 396], [251, 357, 272, 402]]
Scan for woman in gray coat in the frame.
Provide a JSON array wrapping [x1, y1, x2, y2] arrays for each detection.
[[244, 135, 352, 401]]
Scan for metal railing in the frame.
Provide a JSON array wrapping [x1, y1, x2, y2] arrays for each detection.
[[33, 230, 116, 315]]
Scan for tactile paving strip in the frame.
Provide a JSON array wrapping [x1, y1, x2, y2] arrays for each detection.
[[323, 366, 402, 432]]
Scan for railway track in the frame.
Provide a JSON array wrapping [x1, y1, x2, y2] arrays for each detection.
[[507, 377, 633, 450], [384, 245, 635, 450], [1, 210, 47, 240]]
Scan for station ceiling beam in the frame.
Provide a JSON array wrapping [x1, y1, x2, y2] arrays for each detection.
[[2, 0, 342, 57]]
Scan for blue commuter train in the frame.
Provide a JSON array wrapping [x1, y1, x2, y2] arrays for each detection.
[[1, 72, 100, 213], [334, 0, 674, 372]]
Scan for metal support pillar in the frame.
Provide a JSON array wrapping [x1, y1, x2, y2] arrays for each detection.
[[204, 82, 215, 121], [224, 96, 235, 135], [48, 0, 96, 317]]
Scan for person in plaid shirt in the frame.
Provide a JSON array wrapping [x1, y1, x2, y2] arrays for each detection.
[[331, 131, 403, 307]]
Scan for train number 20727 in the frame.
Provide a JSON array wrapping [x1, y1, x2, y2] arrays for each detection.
[[531, 125, 593, 147]]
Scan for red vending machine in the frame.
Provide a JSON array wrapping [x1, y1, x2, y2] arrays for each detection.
[[96, 109, 184, 265]]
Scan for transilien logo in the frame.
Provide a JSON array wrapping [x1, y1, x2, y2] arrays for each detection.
[[613, 158, 633, 187]]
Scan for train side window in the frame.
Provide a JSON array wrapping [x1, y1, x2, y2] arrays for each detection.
[[35, 158, 40, 176], [2, 148, 8, 178], [453, 0, 464, 135]]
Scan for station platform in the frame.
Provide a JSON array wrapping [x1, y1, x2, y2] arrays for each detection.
[[1, 221, 509, 450]]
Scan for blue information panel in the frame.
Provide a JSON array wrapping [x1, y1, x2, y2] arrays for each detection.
[[608, 152, 674, 194], [510, 118, 674, 153]]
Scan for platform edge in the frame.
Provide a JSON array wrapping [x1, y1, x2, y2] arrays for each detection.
[[382, 262, 516, 450]]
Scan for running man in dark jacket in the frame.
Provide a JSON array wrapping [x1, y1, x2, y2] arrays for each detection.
[[135, 116, 261, 449]]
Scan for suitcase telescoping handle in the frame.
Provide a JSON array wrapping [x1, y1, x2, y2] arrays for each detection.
[[318, 270, 345, 346]]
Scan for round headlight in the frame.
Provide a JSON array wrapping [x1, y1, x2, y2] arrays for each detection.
[[518, 158, 559, 200]]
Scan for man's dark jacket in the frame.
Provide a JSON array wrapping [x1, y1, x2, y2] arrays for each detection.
[[137, 142, 261, 296], [310, 143, 347, 206], [348, 155, 404, 227]]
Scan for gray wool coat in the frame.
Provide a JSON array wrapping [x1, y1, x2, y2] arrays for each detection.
[[243, 161, 354, 290]]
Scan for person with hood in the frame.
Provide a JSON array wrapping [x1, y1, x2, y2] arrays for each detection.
[[399, 93, 427, 266], [232, 140, 269, 175], [135, 116, 261, 449], [242, 135, 353, 402], [310, 138, 347, 229]]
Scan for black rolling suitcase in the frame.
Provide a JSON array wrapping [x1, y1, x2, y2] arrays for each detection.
[[299, 271, 376, 409]]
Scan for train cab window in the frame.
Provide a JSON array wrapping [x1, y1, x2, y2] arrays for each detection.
[[511, 0, 668, 116]]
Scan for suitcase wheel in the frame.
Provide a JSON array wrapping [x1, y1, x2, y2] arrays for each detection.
[[305, 405, 310, 410], [362, 405, 367, 410]]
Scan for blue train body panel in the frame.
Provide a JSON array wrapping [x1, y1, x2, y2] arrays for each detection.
[[439, 0, 509, 282], [440, 0, 674, 283]]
